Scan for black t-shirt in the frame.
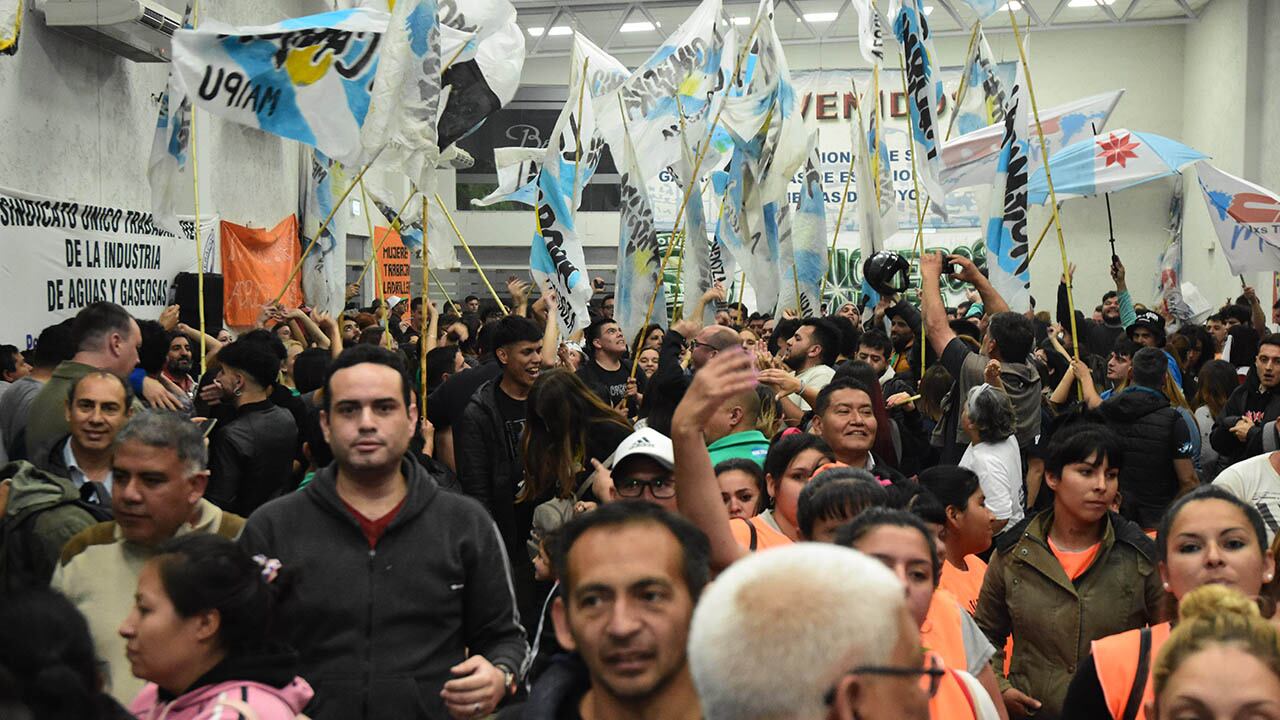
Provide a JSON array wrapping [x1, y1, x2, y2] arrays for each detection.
[[427, 358, 503, 429], [494, 385, 527, 465], [577, 358, 646, 410]]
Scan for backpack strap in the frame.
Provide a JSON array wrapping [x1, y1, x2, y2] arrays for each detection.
[[1120, 626, 1153, 720]]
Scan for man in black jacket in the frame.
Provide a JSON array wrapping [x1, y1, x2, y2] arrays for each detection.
[[1212, 333, 1280, 466], [642, 317, 739, 435], [498, 502, 709, 720], [456, 315, 545, 631], [1100, 347, 1198, 528], [240, 345, 527, 720]]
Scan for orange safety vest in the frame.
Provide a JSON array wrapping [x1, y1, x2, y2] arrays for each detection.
[[921, 589, 969, 674], [929, 652, 979, 720], [1092, 622, 1172, 720]]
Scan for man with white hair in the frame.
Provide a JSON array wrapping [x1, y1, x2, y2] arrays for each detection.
[[688, 543, 931, 720]]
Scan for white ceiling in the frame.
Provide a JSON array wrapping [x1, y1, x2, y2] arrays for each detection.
[[512, 0, 1214, 57]]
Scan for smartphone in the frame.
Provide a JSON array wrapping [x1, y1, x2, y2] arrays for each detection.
[[199, 418, 218, 438]]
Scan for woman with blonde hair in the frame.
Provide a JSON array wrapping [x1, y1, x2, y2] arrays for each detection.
[[1147, 584, 1280, 719]]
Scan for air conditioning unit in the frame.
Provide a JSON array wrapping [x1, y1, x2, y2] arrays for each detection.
[[36, 0, 182, 63]]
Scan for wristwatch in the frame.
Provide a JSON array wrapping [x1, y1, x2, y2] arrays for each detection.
[[497, 664, 518, 697]]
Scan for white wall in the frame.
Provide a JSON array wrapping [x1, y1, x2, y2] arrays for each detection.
[[0, 0, 329, 225], [456, 19, 1198, 314]]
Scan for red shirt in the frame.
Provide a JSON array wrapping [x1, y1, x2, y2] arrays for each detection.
[[342, 496, 407, 549]]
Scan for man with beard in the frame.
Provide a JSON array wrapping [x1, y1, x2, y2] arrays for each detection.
[[1057, 259, 1134, 359], [885, 302, 923, 387], [499, 501, 709, 720], [758, 318, 838, 422], [160, 332, 196, 397]]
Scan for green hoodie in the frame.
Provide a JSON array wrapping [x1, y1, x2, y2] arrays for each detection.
[[707, 430, 770, 468], [1, 460, 98, 591]]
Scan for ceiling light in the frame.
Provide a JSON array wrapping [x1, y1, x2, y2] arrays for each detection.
[[620, 20, 659, 32], [527, 25, 572, 37], [731, 16, 752, 25], [998, 1, 1023, 10], [800, 12, 839, 22], [1068, 0, 1116, 6], [924, 5, 935, 14]]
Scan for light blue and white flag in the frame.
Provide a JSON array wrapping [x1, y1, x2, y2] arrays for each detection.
[[1156, 177, 1191, 320], [302, 151, 353, 318], [148, 1, 194, 238], [596, 0, 734, 184], [849, 0, 888, 66], [172, 8, 387, 167], [941, 89, 1124, 192], [531, 36, 617, 336], [777, 140, 826, 318], [952, 27, 1006, 137], [1195, 162, 1280, 275], [470, 146, 542, 208], [722, 0, 808, 205], [983, 60, 1031, 312], [679, 157, 718, 326], [1028, 129, 1206, 205], [854, 78, 897, 250], [616, 126, 667, 343], [957, 0, 1000, 20], [359, 0, 441, 192], [890, 0, 947, 214]]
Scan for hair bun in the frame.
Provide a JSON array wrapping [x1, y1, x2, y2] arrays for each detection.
[[1178, 584, 1261, 624]]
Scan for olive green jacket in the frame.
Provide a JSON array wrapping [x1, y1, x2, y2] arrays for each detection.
[[974, 509, 1168, 720]]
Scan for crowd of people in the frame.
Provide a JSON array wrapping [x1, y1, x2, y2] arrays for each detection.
[[4, 255, 1280, 720]]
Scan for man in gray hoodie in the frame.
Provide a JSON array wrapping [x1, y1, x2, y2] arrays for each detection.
[[240, 345, 528, 720]]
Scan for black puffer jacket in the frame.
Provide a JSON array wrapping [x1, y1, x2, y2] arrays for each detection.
[[1099, 386, 1186, 528], [1210, 374, 1280, 465]]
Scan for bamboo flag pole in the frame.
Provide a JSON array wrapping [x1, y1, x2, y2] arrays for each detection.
[[632, 14, 767, 355], [427, 193, 437, 412], [818, 79, 859, 302], [898, 51, 929, 375], [189, 0, 205, 374], [1007, 7, 1081, 378], [358, 181, 389, 336], [433, 193, 509, 314], [942, 22, 983, 144], [274, 156, 380, 305], [1025, 213, 1056, 263]]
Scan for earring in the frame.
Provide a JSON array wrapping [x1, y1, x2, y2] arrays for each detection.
[[1162, 582, 1170, 591], [1267, 573, 1274, 583]]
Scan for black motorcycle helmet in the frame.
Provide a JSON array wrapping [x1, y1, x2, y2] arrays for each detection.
[[862, 251, 912, 296]]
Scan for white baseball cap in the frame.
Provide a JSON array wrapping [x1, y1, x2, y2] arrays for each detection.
[[385, 295, 405, 309], [608, 428, 674, 471]]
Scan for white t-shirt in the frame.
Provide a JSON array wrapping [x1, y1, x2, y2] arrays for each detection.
[[792, 364, 836, 411], [960, 435, 1024, 526], [1213, 452, 1280, 545]]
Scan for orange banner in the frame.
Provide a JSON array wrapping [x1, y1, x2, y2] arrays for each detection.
[[220, 215, 301, 327], [376, 226, 412, 300]]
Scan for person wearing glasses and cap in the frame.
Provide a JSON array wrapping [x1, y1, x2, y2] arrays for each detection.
[[589, 428, 678, 514]]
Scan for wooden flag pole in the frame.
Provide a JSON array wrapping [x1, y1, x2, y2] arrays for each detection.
[[421, 194, 429, 419], [433, 193, 509, 315], [190, 0, 205, 374], [358, 181, 389, 337], [942, 22, 983, 144]]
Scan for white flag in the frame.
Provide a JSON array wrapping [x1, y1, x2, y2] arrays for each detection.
[[849, 0, 887, 66], [890, 0, 947, 214], [616, 129, 667, 343], [983, 60, 1031, 312], [147, 3, 194, 238], [1195, 162, 1280, 275]]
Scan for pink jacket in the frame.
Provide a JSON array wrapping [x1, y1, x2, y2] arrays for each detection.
[[129, 676, 313, 720]]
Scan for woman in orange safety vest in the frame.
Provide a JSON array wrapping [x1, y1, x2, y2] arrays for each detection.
[[1060, 485, 1275, 720], [838, 507, 1009, 720]]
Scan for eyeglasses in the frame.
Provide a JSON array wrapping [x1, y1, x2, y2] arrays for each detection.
[[614, 476, 676, 499], [687, 339, 717, 352], [823, 654, 945, 705]]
